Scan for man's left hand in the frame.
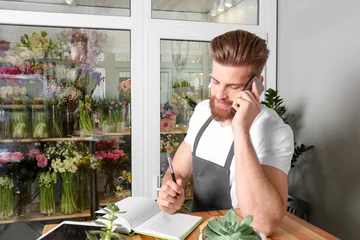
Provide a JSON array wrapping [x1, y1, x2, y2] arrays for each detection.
[[231, 81, 261, 133]]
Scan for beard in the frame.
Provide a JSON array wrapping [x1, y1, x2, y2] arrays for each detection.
[[209, 96, 235, 122]]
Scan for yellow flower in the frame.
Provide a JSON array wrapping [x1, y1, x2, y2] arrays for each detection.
[[29, 32, 48, 52], [127, 173, 131, 183]]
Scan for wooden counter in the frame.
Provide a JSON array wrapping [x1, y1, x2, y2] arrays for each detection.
[[42, 210, 339, 240]]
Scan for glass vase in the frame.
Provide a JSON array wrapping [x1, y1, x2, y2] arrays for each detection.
[[61, 172, 77, 215], [103, 167, 116, 196], [64, 108, 75, 137], [49, 105, 63, 137], [15, 180, 32, 216], [100, 109, 116, 134], [0, 178, 14, 220], [79, 109, 93, 137], [0, 105, 12, 139], [76, 170, 91, 210], [114, 109, 122, 132], [39, 182, 55, 216], [32, 104, 49, 138], [11, 105, 28, 138]]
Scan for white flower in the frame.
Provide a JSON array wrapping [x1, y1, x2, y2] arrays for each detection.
[[4, 51, 23, 66], [15, 47, 34, 60], [34, 49, 45, 59]]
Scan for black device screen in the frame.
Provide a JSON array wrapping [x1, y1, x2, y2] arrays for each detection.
[[39, 223, 102, 240]]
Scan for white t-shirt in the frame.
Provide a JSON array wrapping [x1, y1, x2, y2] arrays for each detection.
[[184, 99, 294, 208]]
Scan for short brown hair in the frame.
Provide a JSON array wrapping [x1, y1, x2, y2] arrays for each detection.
[[210, 29, 269, 76]]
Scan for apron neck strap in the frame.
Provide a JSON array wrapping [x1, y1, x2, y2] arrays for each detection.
[[193, 116, 235, 170], [193, 116, 212, 155]]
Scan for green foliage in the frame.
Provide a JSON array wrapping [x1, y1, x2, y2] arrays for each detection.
[[86, 203, 126, 240], [181, 80, 191, 87], [292, 143, 314, 167], [202, 209, 260, 240], [173, 82, 181, 88], [173, 80, 191, 88], [261, 88, 315, 168], [261, 88, 287, 122]]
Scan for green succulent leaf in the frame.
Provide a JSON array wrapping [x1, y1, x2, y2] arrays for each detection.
[[234, 221, 248, 232], [240, 215, 253, 227], [203, 228, 220, 237], [241, 226, 253, 236], [94, 220, 107, 226], [111, 231, 125, 239], [208, 219, 228, 235], [85, 231, 98, 240], [222, 209, 237, 226]]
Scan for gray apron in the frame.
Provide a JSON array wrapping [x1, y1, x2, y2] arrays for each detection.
[[190, 116, 234, 212]]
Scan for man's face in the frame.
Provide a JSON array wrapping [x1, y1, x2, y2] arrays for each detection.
[[209, 61, 251, 122]]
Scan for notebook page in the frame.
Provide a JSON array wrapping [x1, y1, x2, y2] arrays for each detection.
[[134, 211, 203, 240], [112, 197, 160, 229]]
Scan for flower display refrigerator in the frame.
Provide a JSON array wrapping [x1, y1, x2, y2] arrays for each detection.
[[0, 0, 277, 238]]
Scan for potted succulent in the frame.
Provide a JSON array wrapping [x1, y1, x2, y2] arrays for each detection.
[[199, 209, 266, 240]]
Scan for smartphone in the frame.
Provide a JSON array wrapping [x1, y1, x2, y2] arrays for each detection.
[[231, 75, 264, 114], [242, 75, 264, 96]]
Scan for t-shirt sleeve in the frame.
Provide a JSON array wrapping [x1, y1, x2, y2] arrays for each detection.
[[256, 124, 294, 175]]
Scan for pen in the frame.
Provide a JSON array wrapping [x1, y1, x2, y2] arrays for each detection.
[[166, 153, 176, 183]]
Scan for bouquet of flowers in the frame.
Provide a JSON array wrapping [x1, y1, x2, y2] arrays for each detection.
[[94, 98, 122, 133], [160, 134, 180, 154], [160, 102, 176, 132], [16, 31, 50, 60], [0, 86, 27, 104], [78, 94, 93, 136], [95, 140, 126, 196], [57, 87, 82, 112], [0, 148, 48, 216], [118, 79, 131, 104], [0, 175, 14, 219], [76, 153, 101, 210], [38, 171, 57, 215], [57, 29, 107, 68], [171, 91, 200, 112], [45, 141, 82, 214], [114, 170, 131, 199], [74, 66, 104, 98]]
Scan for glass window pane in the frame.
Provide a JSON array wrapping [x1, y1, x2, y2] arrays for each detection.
[[152, 0, 258, 25], [159, 40, 211, 198], [0, 0, 130, 17], [0, 25, 131, 228]]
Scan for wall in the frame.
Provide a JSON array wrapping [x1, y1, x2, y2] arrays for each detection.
[[277, 1, 360, 239]]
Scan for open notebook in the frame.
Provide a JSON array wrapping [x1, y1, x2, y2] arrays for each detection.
[[95, 196, 203, 240]]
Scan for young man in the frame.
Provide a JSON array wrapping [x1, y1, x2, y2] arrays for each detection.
[[157, 30, 294, 236]]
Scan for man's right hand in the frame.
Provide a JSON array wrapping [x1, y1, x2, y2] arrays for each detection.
[[157, 178, 185, 214]]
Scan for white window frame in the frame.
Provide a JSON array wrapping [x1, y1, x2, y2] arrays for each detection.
[[0, 0, 277, 199]]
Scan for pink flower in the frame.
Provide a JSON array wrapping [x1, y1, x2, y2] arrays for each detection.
[[114, 149, 124, 157], [27, 149, 40, 159], [95, 151, 106, 159], [0, 152, 11, 163], [10, 152, 24, 162], [106, 152, 115, 160], [36, 154, 48, 168]]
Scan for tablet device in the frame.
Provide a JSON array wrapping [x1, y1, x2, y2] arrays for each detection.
[[37, 221, 101, 240]]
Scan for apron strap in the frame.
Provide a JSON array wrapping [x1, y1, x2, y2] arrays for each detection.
[[193, 116, 212, 155], [224, 142, 234, 170]]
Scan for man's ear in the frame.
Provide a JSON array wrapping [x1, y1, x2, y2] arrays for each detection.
[[259, 75, 264, 84]]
